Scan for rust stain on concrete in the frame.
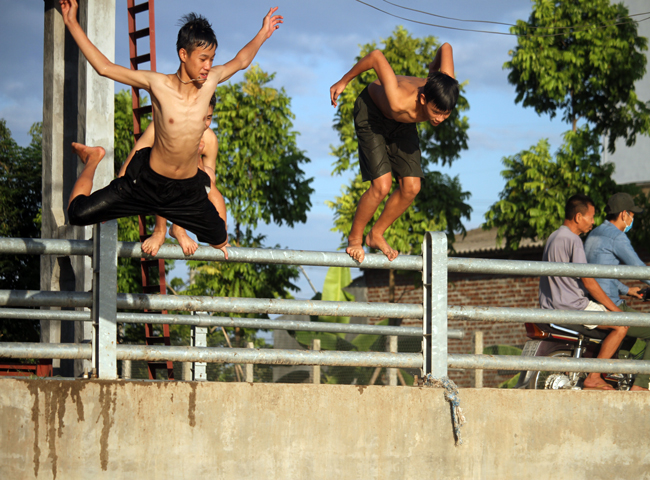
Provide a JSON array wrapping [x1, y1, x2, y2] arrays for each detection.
[[24, 380, 89, 480], [97, 383, 117, 472], [188, 383, 197, 427], [26, 382, 41, 478], [357, 385, 368, 395]]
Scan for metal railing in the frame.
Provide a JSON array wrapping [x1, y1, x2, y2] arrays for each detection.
[[2, 223, 650, 380]]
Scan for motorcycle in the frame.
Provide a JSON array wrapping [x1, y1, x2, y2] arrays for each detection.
[[515, 290, 649, 390]]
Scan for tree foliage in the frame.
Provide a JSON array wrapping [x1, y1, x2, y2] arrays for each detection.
[[329, 27, 471, 252], [0, 120, 42, 341], [214, 65, 314, 244], [484, 127, 648, 250], [505, 0, 650, 151]]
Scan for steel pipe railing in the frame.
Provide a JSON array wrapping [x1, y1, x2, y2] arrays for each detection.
[[448, 257, 650, 281], [449, 354, 650, 375], [448, 306, 650, 328], [4, 342, 648, 376], [3, 234, 650, 380], [0, 307, 463, 338], [5, 237, 650, 280]]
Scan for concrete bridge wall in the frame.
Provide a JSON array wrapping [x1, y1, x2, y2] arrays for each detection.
[[0, 378, 648, 479]]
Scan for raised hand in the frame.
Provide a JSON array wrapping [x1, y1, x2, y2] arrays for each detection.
[[261, 7, 283, 39], [59, 0, 78, 25], [330, 79, 348, 107]]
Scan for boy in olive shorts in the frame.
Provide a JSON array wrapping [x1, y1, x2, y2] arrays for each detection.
[[330, 43, 458, 262]]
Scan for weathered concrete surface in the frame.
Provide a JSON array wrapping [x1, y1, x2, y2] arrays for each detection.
[[0, 379, 649, 480]]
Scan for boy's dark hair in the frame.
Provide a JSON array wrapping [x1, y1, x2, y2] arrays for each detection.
[[605, 212, 620, 221], [423, 71, 459, 112], [209, 93, 217, 109], [565, 194, 595, 220], [177, 13, 217, 57]]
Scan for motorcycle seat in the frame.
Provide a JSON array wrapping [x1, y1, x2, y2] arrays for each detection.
[[534, 323, 609, 341]]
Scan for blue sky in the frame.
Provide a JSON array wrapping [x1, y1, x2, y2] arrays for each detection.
[[0, 1, 575, 298]]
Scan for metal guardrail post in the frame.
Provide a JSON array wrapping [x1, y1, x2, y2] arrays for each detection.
[[387, 335, 397, 386], [191, 312, 208, 381], [245, 342, 254, 382], [422, 232, 448, 377], [92, 221, 118, 379], [312, 338, 321, 385]]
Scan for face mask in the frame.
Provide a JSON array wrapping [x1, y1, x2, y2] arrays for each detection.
[[624, 215, 634, 233]]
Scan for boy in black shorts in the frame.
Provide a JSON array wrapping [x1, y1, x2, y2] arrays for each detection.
[[60, 0, 282, 257], [330, 43, 458, 262]]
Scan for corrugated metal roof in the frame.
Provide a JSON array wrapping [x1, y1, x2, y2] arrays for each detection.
[[452, 227, 544, 255]]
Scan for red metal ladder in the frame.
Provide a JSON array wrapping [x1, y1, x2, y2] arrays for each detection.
[[127, 0, 174, 380]]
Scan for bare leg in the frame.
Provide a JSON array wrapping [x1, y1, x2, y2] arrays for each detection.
[[68, 143, 106, 207], [170, 224, 199, 256], [346, 173, 393, 263], [210, 238, 230, 259], [142, 216, 167, 256], [365, 176, 421, 262], [583, 325, 628, 390]]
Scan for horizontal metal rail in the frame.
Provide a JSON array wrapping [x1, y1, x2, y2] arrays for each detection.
[[0, 238, 422, 271], [4, 237, 650, 280], [448, 306, 650, 328], [0, 308, 463, 338], [0, 343, 421, 369], [3, 343, 648, 375], [6, 297, 650, 329], [0, 291, 423, 319], [448, 257, 650, 280], [448, 354, 650, 375]]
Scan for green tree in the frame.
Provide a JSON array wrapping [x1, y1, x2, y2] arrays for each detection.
[[214, 65, 314, 244], [0, 120, 42, 341], [484, 127, 647, 250], [328, 26, 472, 256], [182, 66, 314, 348], [505, 0, 650, 151]]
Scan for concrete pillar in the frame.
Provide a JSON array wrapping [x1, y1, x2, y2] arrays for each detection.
[[41, 0, 115, 377]]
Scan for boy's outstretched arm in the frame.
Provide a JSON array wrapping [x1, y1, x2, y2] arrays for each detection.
[[427, 43, 455, 79], [60, 0, 154, 90], [329, 50, 399, 108], [213, 7, 283, 84]]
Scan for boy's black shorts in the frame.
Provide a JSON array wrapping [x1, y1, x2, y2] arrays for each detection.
[[68, 148, 227, 245], [354, 86, 423, 182]]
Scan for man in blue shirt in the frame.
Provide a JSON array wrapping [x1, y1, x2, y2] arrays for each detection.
[[585, 192, 650, 391]]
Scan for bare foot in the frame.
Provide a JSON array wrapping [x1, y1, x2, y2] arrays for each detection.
[[583, 374, 614, 390], [346, 238, 366, 263], [630, 385, 649, 391], [170, 224, 198, 256], [142, 229, 166, 256], [71, 142, 105, 166], [366, 230, 398, 261]]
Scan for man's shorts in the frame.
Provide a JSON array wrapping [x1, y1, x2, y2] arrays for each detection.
[[583, 300, 607, 329], [353, 86, 424, 182], [68, 148, 227, 245]]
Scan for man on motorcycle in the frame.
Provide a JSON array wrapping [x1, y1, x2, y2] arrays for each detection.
[[539, 194, 627, 390], [584, 192, 650, 391]]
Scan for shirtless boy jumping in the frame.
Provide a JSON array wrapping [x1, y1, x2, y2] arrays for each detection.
[[330, 43, 458, 263], [116, 94, 223, 256], [60, 0, 282, 257]]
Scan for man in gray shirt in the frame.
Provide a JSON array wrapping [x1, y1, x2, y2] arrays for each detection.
[[540, 194, 627, 390]]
